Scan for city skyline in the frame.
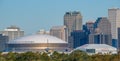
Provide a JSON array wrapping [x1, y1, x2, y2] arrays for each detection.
[[0, 0, 120, 34]]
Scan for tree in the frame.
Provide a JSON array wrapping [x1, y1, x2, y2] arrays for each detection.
[[0, 52, 6, 61], [40, 52, 51, 61], [5, 52, 17, 61], [67, 50, 89, 61]]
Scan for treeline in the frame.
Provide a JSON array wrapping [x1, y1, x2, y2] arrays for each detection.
[[0, 50, 120, 61]]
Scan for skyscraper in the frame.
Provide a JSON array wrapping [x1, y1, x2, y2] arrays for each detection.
[[0, 25, 24, 41], [108, 8, 120, 39], [50, 26, 66, 41], [89, 17, 112, 45], [64, 11, 82, 41], [95, 17, 111, 34]]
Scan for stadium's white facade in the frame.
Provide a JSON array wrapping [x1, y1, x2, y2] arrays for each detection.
[[7, 34, 68, 52], [74, 44, 117, 54]]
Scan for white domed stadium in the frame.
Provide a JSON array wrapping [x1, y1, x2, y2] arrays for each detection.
[[74, 44, 117, 55], [7, 34, 68, 52]]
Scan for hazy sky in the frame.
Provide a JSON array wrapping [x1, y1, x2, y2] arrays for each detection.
[[0, 0, 120, 34]]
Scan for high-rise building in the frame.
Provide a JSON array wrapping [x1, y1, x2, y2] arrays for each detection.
[[89, 17, 112, 45], [0, 34, 8, 51], [94, 17, 111, 34], [0, 25, 24, 41], [64, 11, 82, 41], [50, 26, 66, 41], [108, 8, 120, 39], [68, 30, 88, 49], [83, 21, 95, 34]]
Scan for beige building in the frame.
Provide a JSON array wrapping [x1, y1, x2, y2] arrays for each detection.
[[108, 8, 120, 39], [64, 11, 82, 35], [97, 17, 111, 34], [50, 26, 66, 41], [64, 11, 82, 41], [0, 25, 24, 41], [89, 17, 112, 46], [85, 21, 95, 34]]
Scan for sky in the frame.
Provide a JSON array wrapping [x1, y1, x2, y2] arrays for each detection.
[[0, 0, 120, 34]]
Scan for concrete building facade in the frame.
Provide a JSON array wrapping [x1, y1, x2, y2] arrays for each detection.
[[108, 8, 120, 39], [64, 11, 82, 41], [50, 26, 66, 41], [0, 25, 24, 41], [96, 17, 111, 34], [89, 17, 112, 45], [83, 21, 95, 34]]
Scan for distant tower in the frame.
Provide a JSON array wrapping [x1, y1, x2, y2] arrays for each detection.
[[89, 17, 112, 46], [95, 17, 111, 34], [50, 26, 66, 41], [0, 25, 24, 41], [64, 11, 82, 41], [83, 21, 95, 34], [108, 8, 120, 39]]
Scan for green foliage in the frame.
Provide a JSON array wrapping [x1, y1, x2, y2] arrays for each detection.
[[5, 52, 18, 61], [0, 50, 120, 61], [66, 50, 90, 61], [15, 51, 41, 61], [50, 51, 69, 61], [40, 52, 51, 61]]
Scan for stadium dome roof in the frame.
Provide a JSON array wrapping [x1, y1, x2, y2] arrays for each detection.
[[75, 44, 117, 51], [8, 34, 67, 44]]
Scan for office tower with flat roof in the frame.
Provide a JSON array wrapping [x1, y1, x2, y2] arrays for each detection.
[[64, 11, 82, 41], [0, 25, 24, 41], [108, 8, 120, 39], [50, 26, 66, 41]]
